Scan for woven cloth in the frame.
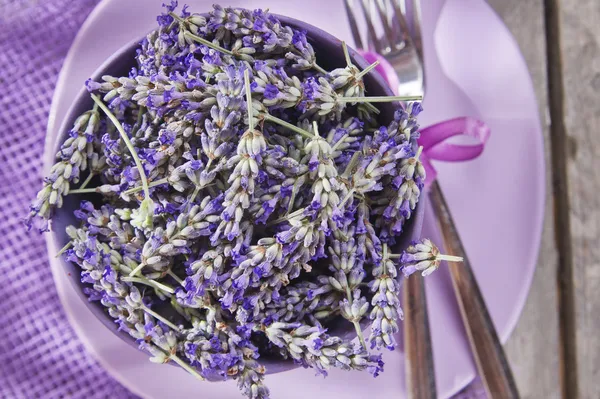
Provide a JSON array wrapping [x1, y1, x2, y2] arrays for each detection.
[[0, 1, 484, 398], [0, 1, 136, 398]]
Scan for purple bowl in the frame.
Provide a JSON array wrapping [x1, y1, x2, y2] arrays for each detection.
[[48, 13, 425, 377]]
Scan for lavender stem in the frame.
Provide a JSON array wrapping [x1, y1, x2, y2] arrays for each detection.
[[338, 95, 423, 103], [78, 173, 95, 190], [91, 94, 151, 200]]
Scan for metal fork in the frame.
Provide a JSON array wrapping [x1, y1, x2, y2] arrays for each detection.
[[345, 0, 424, 98], [345, 2, 433, 397], [345, 2, 520, 399]]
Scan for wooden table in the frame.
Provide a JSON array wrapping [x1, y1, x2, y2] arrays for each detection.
[[481, 1, 599, 398]]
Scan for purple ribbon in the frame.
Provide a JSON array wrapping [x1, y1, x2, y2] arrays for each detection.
[[358, 50, 491, 185], [417, 117, 491, 183]]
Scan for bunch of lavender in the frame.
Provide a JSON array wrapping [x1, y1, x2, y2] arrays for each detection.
[[26, 3, 461, 399]]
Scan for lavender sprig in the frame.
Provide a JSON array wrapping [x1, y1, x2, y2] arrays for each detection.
[[368, 244, 403, 350], [129, 196, 221, 277], [322, 225, 369, 349], [400, 238, 463, 277], [91, 94, 156, 230], [264, 322, 383, 376], [264, 278, 340, 323], [26, 107, 101, 230], [25, 4, 440, 399]]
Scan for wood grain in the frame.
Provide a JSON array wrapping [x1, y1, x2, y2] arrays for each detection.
[[545, 1, 580, 397], [429, 181, 520, 399], [486, 1, 563, 398], [556, 0, 600, 397], [404, 275, 437, 399]]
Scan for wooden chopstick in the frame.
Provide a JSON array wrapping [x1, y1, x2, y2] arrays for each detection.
[[404, 274, 437, 399], [428, 180, 520, 399]]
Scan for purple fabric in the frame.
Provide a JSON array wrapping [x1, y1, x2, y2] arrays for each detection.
[[0, 1, 484, 398], [0, 1, 136, 398]]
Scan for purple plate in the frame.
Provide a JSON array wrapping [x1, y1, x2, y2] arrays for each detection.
[[47, 0, 544, 397]]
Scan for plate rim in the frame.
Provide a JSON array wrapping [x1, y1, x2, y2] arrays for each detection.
[[45, 0, 546, 398]]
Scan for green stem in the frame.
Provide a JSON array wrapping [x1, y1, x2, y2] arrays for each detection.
[[183, 31, 234, 56], [345, 285, 368, 350], [168, 11, 185, 23], [285, 179, 301, 216], [78, 172, 95, 190], [68, 187, 101, 194], [332, 227, 349, 243], [170, 353, 206, 381], [55, 241, 72, 258], [415, 145, 423, 160], [167, 269, 185, 286], [338, 95, 423, 103], [341, 41, 353, 67], [341, 152, 361, 179], [356, 60, 380, 80], [362, 102, 381, 115], [330, 133, 349, 152], [243, 69, 255, 130], [338, 189, 356, 208], [313, 63, 328, 75], [128, 262, 146, 277], [124, 177, 170, 196], [187, 181, 216, 207], [135, 105, 145, 127], [261, 113, 313, 139], [436, 254, 463, 263], [70, 176, 170, 197], [188, 185, 201, 204], [270, 207, 306, 225], [352, 319, 368, 350], [312, 121, 320, 137], [122, 276, 175, 294], [91, 94, 150, 200], [141, 304, 181, 332]]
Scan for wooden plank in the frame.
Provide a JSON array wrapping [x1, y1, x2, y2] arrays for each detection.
[[485, 1, 563, 398], [544, 0, 579, 397], [555, 0, 600, 397]]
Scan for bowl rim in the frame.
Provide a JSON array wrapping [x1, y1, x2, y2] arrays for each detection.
[[44, 11, 425, 377]]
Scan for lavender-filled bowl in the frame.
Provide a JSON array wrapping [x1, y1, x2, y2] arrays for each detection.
[[47, 13, 425, 377]]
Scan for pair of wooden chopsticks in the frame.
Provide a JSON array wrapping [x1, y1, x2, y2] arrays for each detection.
[[403, 180, 520, 399]]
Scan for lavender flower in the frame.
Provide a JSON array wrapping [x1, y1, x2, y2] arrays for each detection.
[[26, 107, 101, 229], [252, 64, 304, 109], [401, 238, 463, 277], [368, 244, 402, 350], [264, 322, 383, 376], [264, 278, 340, 323], [206, 5, 322, 72], [327, 227, 368, 348], [129, 196, 222, 277], [26, 4, 436, 399]]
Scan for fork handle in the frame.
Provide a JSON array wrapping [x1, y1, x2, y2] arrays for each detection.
[[428, 181, 520, 399], [403, 273, 437, 399]]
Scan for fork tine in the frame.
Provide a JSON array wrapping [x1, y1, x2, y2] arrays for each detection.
[[391, 0, 413, 46], [360, 0, 383, 54], [344, 0, 365, 51], [374, 0, 393, 53], [411, 0, 424, 61]]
